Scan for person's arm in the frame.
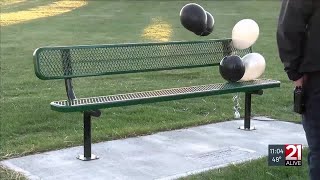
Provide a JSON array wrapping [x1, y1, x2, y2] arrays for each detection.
[[276, 0, 312, 81]]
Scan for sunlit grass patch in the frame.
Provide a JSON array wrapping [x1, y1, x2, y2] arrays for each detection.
[[0, 0, 26, 6], [0, 0, 88, 26], [142, 17, 172, 42]]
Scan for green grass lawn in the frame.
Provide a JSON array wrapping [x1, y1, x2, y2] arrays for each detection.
[[0, 165, 26, 180], [0, 0, 305, 179]]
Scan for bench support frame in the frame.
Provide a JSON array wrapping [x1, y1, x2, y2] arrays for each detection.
[[77, 111, 100, 161], [239, 90, 264, 131], [74, 90, 265, 160], [64, 78, 100, 161]]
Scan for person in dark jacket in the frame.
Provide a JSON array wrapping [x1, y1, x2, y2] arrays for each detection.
[[277, 0, 320, 179]]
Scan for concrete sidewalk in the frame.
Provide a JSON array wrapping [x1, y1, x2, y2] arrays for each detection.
[[1, 117, 307, 180]]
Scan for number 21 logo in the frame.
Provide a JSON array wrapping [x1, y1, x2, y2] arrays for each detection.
[[285, 144, 302, 161]]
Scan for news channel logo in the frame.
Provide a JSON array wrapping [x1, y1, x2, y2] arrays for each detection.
[[268, 144, 302, 166]]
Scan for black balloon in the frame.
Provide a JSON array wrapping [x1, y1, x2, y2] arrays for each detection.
[[180, 3, 207, 36], [219, 55, 245, 82], [201, 11, 214, 36]]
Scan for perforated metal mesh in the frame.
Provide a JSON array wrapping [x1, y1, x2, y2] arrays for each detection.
[[51, 79, 280, 109], [34, 39, 251, 79]]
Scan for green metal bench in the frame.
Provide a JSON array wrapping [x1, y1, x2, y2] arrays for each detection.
[[33, 38, 280, 161]]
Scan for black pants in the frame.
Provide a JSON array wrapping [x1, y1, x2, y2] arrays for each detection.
[[302, 71, 320, 180]]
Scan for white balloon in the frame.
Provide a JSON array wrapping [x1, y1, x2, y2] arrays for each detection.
[[240, 53, 266, 81], [232, 19, 260, 50]]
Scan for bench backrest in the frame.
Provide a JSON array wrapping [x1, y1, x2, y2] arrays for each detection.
[[33, 39, 252, 80]]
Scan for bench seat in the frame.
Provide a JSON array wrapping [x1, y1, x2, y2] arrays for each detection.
[[51, 79, 280, 112]]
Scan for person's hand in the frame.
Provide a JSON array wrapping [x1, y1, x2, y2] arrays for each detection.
[[294, 75, 307, 87]]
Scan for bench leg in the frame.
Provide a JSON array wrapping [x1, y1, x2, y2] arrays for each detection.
[[239, 92, 256, 131], [77, 111, 99, 161]]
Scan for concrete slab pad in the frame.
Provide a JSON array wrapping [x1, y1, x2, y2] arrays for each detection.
[[1, 118, 307, 180]]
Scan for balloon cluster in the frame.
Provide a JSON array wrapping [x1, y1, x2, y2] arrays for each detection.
[[179, 3, 266, 82], [219, 53, 266, 82], [220, 19, 265, 82], [180, 3, 214, 36]]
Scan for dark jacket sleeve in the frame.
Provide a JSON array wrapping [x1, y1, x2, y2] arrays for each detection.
[[276, 0, 312, 81]]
